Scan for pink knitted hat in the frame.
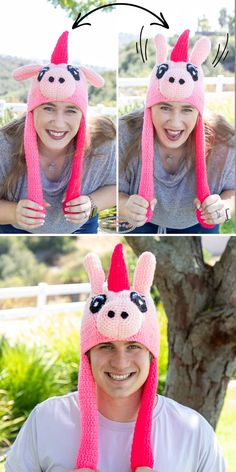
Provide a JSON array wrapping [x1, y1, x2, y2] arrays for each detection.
[[12, 31, 104, 211], [77, 243, 160, 471], [140, 29, 215, 228]]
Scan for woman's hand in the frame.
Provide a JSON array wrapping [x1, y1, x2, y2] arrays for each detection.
[[124, 195, 157, 227], [64, 196, 92, 224], [15, 199, 46, 230], [194, 195, 228, 225]]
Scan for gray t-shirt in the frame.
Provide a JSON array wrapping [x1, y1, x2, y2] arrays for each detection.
[[119, 118, 235, 229], [6, 392, 225, 472], [0, 130, 116, 233]]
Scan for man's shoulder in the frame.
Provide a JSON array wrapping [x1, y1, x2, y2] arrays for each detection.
[[158, 395, 213, 433], [35, 391, 79, 417]]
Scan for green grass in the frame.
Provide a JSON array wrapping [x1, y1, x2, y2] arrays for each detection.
[[205, 93, 234, 126], [216, 384, 236, 472], [220, 217, 235, 234]]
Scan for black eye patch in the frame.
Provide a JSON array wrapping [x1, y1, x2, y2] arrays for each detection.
[[130, 292, 147, 313], [37, 66, 50, 82], [186, 63, 198, 81], [156, 63, 169, 79], [67, 65, 80, 81], [90, 294, 107, 314]]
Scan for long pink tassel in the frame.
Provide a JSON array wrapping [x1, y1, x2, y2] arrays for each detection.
[[76, 354, 99, 469], [131, 359, 158, 471], [24, 111, 45, 208], [139, 108, 154, 221], [64, 116, 86, 210], [195, 115, 215, 228]]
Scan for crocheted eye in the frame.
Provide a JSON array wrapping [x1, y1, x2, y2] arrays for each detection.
[[130, 292, 147, 313], [67, 65, 80, 81], [186, 64, 198, 82], [156, 63, 169, 79], [37, 67, 50, 82], [90, 294, 107, 314]]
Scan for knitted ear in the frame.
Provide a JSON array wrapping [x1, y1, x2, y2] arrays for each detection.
[[80, 65, 105, 88], [133, 252, 156, 294], [153, 34, 167, 63], [13, 64, 43, 81], [84, 253, 105, 294], [189, 37, 211, 66]]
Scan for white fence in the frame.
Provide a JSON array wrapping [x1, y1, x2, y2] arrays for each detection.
[[118, 75, 234, 107], [0, 102, 116, 118], [118, 75, 234, 93], [0, 282, 91, 320]]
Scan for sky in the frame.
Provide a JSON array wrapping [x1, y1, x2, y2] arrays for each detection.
[[0, 0, 234, 68]]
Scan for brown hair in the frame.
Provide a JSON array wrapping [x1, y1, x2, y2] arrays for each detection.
[[119, 108, 234, 171], [0, 114, 116, 199]]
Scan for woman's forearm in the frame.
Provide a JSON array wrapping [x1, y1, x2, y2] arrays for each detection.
[[0, 200, 17, 225], [89, 185, 116, 211], [220, 190, 235, 215], [118, 192, 130, 218]]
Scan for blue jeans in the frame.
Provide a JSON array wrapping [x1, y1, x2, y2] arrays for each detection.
[[126, 222, 220, 234], [0, 215, 99, 234]]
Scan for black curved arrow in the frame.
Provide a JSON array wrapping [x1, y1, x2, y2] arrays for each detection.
[[72, 2, 169, 30], [212, 33, 229, 68]]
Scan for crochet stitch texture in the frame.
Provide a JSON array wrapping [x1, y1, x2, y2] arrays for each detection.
[[77, 243, 160, 471], [140, 29, 215, 228], [13, 31, 104, 210]]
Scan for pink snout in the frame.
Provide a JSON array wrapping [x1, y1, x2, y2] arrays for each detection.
[[96, 306, 143, 339], [39, 66, 76, 100], [159, 69, 194, 100]]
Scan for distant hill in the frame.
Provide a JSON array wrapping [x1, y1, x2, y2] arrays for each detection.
[[119, 33, 136, 47], [0, 55, 32, 102]]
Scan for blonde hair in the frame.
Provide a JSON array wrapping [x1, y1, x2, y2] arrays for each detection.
[[119, 108, 234, 171], [0, 114, 116, 199]]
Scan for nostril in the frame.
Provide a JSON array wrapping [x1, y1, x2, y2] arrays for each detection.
[[59, 77, 65, 84], [48, 76, 54, 83], [179, 79, 185, 84], [169, 77, 175, 83], [108, 310, 115, 318], [121, 312, 129, 319]]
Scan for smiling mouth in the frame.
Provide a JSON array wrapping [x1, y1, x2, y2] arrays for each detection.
[[106, 373, 135, 381], [164, 129, 183, 141], [46, 130, 68, 140]]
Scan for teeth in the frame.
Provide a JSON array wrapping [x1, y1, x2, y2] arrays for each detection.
[[166, 129, 182, 136], [108, 373, 132, 380], [48, 130, 66, 137]]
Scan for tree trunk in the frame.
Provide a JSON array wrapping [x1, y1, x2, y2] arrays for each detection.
[[126, 236, 236, 429]]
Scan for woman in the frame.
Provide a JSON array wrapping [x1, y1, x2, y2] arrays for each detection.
[[0, 31, 116, 234], [119, 30, 234, 234], [6, 245, 225, 471]]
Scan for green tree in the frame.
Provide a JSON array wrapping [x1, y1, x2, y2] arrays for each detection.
[[126, 236, 236, 430], [218, 8, 228, 28], [0, 238, 46, 286], [47, 0, 116, 18]]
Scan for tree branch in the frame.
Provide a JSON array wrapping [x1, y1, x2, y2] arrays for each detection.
[[213, 237, 236, 305], [126, 236, 212, 327]]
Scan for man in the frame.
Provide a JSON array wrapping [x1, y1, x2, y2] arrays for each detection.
[[6, 244, 225, 471]]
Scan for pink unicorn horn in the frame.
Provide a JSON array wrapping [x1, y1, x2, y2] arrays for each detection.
[[107, 244, 130, 292], [170, 29, 190, 62], [51, 30, 69, 64]]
